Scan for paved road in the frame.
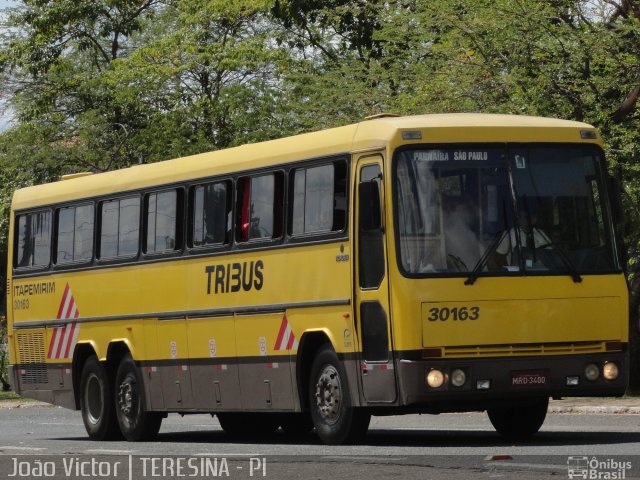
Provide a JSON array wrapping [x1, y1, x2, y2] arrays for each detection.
[[0, 406, 639, 479]]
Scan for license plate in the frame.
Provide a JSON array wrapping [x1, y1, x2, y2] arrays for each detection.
[[511, 370, 549, 387]]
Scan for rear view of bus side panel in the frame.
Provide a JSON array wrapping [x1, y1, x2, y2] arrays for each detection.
[[6, 211, 74, 408]]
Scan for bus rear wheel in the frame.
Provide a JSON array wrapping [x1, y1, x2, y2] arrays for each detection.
[[309, 346, 370, 445], [79, 355, 119, 440], [114, 354, 162, 441], [487, 397, 549, 438]]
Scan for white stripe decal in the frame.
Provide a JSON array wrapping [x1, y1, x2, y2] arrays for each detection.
[[50, 327, 63, 359], [69, 323, 80, 355], [50, 284, 82, 359], [59, 324, 73, 358], [282, 324, 292, 350], [61, 293, 72, 319]]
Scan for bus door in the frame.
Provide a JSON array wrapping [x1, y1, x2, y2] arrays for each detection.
[[355, 156, 397, 403]]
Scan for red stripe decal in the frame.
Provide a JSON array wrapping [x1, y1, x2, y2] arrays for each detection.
[[55, 325, 67, 359], [64, 297, 75, 319], [286, 331, 295, 350], [57, 284, 70, 319], [63, 323, 76, 359], [274, 315, 288, 350], [47, 328, 59, 359]]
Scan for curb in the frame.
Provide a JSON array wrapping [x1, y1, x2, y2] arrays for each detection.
[[0, 401, 52, 409], [2, 404, 640, 413], [549, 406, 640, 414]]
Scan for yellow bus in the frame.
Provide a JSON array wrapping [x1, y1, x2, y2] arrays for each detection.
[[6, 114, 628, 444]]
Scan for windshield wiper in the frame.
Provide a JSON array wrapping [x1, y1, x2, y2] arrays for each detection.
[[464, 231, 507, 286], [537, 239, 583, 283]]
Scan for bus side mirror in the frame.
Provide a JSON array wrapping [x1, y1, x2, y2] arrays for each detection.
[[359, 180, 383, 232]]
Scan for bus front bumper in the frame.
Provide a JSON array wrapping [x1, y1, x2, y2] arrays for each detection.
[[395, 352, 628, 411]]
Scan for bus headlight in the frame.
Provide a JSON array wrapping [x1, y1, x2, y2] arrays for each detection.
[[451, 369, 467, 387], [585, 363, 600, 381], [426, 369, 445, 388], [603, 362, 619, 381]]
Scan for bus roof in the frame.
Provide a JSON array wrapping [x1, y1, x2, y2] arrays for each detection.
[[12, 113, 597, 210]]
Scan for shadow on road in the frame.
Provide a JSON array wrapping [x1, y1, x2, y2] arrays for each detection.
[[50, 428, 640, 448], [364, 428, 640, 448]]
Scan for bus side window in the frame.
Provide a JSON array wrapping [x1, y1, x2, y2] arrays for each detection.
[[14, 211, 52, 269], [144, 189, 182, 254], [236, 173, 283, 242], [290, 164, 333, 235], [55, 204, 94, 264], [359, 164, 385, 289], [189, 180, 231, 247], [289, 160, 347, 236], [99, 196, 140, 259]]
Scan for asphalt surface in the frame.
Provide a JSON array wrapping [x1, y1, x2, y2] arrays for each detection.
[[0, 400, 639, 479]]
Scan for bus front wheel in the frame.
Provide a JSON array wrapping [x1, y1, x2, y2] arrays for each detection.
[[79, 355, 119, 440], [308, 346, 370, 445], [114, 354, 162, 441], [487, 397, 549, 438]]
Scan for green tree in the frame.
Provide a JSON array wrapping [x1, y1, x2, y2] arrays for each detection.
[[107, 0, 292, 161], [0, 0, 163, 171], [0, 123, 67, 392]]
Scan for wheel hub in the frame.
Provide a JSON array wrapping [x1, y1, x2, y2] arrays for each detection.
[[85, 373, 103, 425], [315, 365, 342, 423], [117, 379, 136, 417]]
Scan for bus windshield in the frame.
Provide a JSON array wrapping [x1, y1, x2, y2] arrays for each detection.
[[394, 144, 618, 277]]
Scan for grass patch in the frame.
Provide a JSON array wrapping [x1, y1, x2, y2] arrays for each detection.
[[0, 390, 21, 401], [0, 391, 43, 404]]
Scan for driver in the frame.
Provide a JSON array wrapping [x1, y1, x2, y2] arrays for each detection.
[[494, 208, 551, 267]]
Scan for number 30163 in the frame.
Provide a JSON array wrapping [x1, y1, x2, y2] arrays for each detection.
[[427, 306, 479, 321]]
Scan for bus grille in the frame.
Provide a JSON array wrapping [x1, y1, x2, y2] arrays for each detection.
[[441, 341, 607, 358], [17, 332, 48, 384]]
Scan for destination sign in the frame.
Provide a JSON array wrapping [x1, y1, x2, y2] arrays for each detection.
[[413, 150, 494, 162]]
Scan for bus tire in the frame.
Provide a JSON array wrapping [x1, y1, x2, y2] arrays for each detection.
[[114, 354, 162, 441], [487, 397, 549, 438], [309, 346, 370, 445], [217, 413, 279, 438], [79, 355, 119, 440]]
